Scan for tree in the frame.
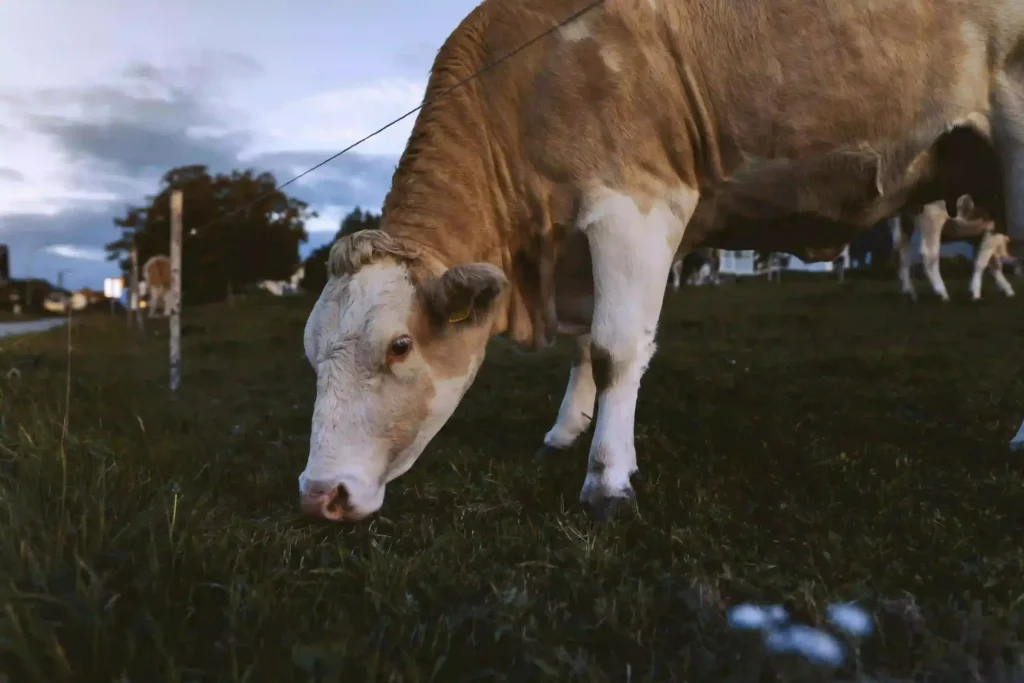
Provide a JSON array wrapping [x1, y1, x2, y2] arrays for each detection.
[[299, 207, 381, 294], [105, 165, 314, 305]]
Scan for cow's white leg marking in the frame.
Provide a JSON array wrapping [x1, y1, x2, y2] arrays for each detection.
[[970, 233, 1012, 300], [989, 257, 1016, 297], [992, 71, 1024, 451], [969, 238, 994, 300], [892, 216, 917, 301], [918, 221, 949, 301], [577, 186, 696, 516], [540, 334, 596, 453], [670, 259, 683, 291], [922, 250, 949, 301], [993, 71, 1024, 258]]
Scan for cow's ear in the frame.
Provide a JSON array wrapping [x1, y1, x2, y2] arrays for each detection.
[[421, 263, 508, 326], [956, 194, 975, 218]]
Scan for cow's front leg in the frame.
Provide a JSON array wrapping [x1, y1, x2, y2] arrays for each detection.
[[892, 216, 917, 301], [670, 259, 683, 291], [992, 70, 1024, 452], [921, 248, 949, 301], [994, 71, 1024, 262], [577, 188, 694, 519], [537, 334, 596, 458], [969, 236, 995, 301]]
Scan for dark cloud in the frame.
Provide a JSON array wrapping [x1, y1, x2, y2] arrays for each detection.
[[0, 167, 24, 182], [1, 53, 257, 182], [249, 150, 398, 211], [30, 114, 247, 177], [0, 202, 127, 290]]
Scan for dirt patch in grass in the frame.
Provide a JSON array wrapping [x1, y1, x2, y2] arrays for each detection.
[[2, 279, 1024, 681]]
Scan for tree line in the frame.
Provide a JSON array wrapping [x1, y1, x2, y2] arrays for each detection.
[[104, 164, 380, 304]]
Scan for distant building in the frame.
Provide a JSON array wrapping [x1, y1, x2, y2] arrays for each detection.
[[718, 250, 757, 276], [718, 248, 846, 276]]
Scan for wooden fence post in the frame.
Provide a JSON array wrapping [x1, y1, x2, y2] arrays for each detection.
[[129, 243, 143, 331], [170, 190, 183, 392]]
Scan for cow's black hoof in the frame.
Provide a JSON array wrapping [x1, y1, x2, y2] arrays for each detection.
[[581, 488, 637, 521], [534, 444, 565, 461]]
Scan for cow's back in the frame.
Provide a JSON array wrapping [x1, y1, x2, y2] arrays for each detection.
[[479, 0, 1019, 231]]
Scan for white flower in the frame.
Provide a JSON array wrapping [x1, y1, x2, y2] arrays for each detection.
[[765, 624, 845, 667], [727, 603, 790, 631], [826, 602, 873, 637]]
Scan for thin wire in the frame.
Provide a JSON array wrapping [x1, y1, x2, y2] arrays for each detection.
[[190, 0, 606, 234]]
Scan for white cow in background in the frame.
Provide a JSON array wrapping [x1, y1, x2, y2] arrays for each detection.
[[669, 247, 721, 290], [893, 195, 1016, 302]]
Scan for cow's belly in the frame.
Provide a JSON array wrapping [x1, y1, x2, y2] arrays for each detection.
[[940, 218, 990, 242], [553, 229, 594, 333]]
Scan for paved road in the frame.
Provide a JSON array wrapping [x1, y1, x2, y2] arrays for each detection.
[[0, 318, 69, 340]]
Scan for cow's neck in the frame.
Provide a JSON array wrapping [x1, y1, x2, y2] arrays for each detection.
[[380, 41, 550, 350]]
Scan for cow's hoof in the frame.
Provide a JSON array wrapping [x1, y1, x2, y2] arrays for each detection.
[[534, 444, 565, 461], [581, 489, 636, 521], [580, 470, 638, 521]]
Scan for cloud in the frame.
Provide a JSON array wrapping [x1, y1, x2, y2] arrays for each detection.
[[43, 244, 108, 261], [246, 77, 425, 158], [394, 41, 440, 73], [0, 167, 24, 182], [249, 149, 398, 214]]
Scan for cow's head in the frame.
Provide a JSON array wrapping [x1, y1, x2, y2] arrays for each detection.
[[954, 194, 993, 226], [299, 229, 509, 522]]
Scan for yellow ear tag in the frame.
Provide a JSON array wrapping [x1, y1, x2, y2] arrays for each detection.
[[448, 308, 471, 324]]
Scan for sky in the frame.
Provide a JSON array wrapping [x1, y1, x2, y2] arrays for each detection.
[[0, 0, 480, 290]]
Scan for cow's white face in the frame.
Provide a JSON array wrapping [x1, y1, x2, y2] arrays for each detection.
[[299, 231, 507, 522]]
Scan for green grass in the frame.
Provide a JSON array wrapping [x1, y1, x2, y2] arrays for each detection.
[[2, 275, 1024, 682]]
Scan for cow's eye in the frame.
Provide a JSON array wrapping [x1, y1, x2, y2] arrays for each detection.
[[387, 335, 413, 360]]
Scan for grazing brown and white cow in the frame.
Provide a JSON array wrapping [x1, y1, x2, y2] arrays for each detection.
[[142, 255, 171, 317], [301, 0, 1024, 522], [669, 247, 720, 291], [892, 195, 1016, 301]]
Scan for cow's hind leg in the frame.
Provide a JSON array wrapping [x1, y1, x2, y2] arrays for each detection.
[[971, 233, 1014, 300], [577, 187, 695, 519], [537, 334, 596, 458], [989, 256, 1016, 298], [920, 238, 949, 301]]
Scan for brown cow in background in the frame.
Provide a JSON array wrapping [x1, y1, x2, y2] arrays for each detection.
[[142, 255, 171, 317]]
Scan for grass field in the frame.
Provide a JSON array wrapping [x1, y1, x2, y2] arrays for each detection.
[[2, 276, 1024, 682]]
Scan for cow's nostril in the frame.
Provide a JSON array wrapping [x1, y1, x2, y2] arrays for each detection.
[[328, 484, 350, 517]]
